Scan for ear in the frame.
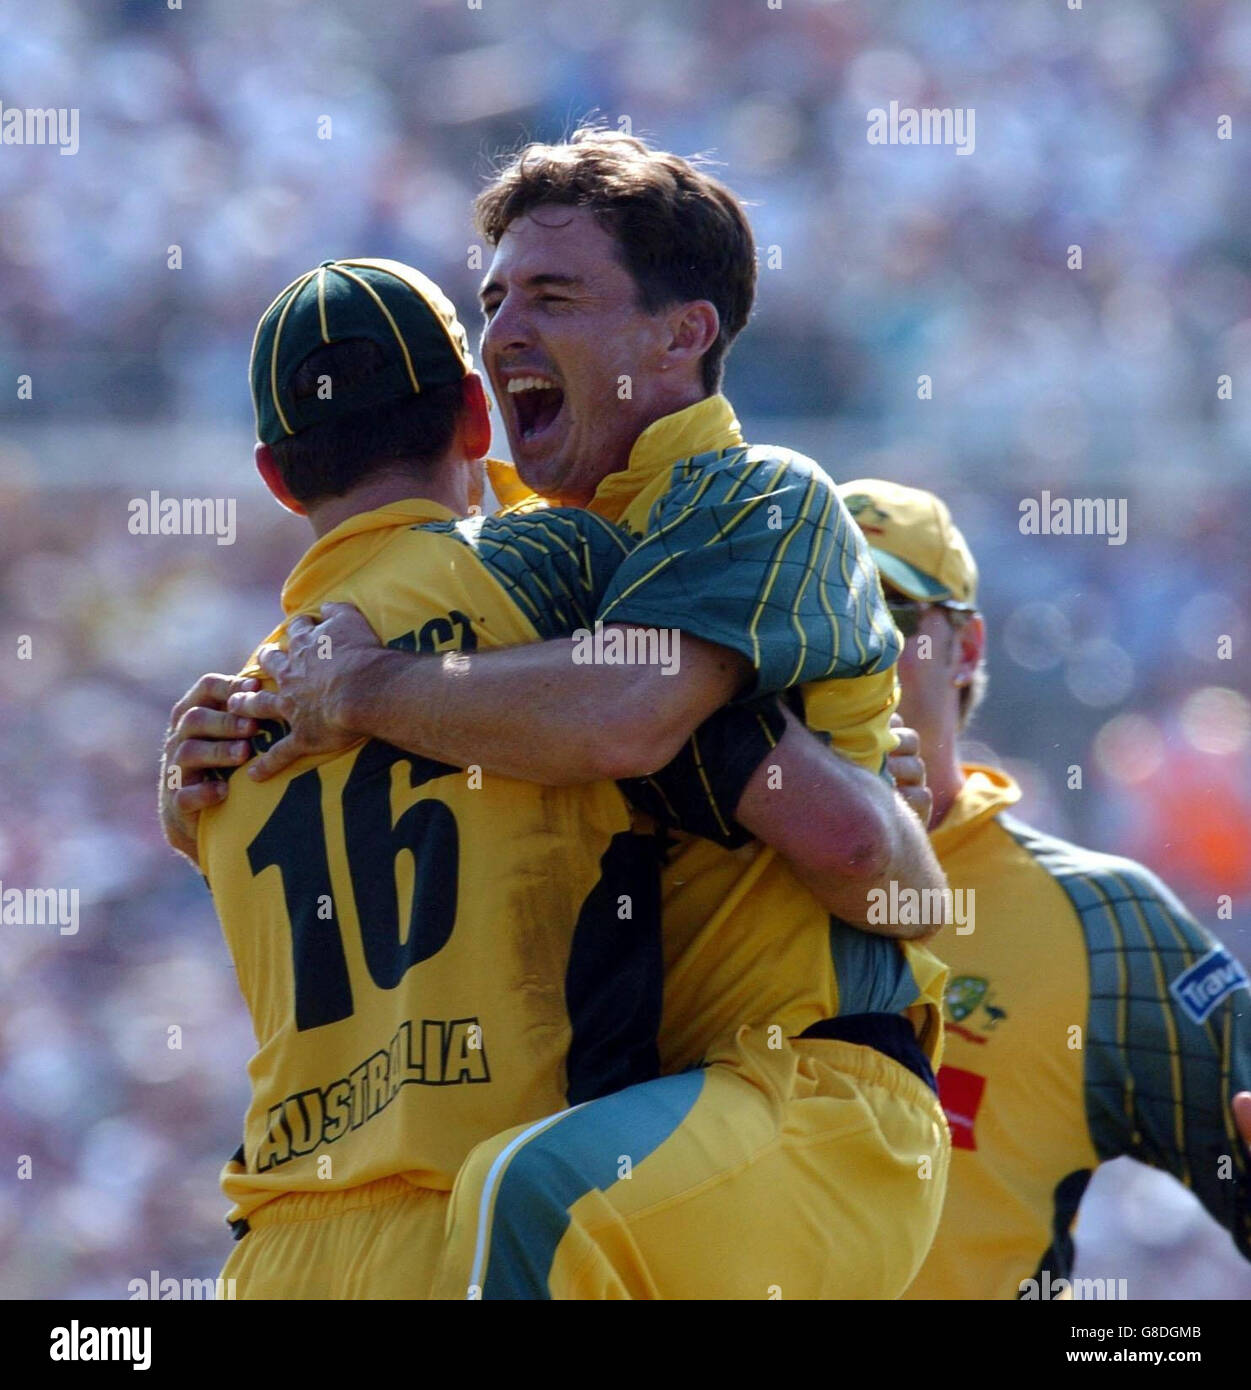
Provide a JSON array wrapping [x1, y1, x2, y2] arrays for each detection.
[[457, 373, 493, 460], [255, 442, 307, 516], [661, 300, 720, 375], [953, 614, 985, 688]]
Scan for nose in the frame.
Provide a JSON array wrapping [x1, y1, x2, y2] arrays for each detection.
[[482, 290, 532, 363]]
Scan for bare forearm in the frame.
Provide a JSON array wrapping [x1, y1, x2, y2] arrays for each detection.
[[342, 641, 612, 782], [846, 790, 948, 937], [735, 711, 948, 937], [778, 784, 946, 937], [342, 634, 742, 785]]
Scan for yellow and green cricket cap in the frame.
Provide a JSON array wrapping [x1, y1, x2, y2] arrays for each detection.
[[839, 478, 978, 606], [250, 258, 473, 445]]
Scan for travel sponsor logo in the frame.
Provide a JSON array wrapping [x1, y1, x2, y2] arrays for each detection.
[[1169, 947, 1249, 1025], [842, 493, 891, 536]]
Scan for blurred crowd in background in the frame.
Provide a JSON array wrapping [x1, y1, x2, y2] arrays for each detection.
[[1, 0, 1249, 1298]]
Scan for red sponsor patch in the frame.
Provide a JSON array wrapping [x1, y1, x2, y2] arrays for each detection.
[[937, 1065, 986, 1150]]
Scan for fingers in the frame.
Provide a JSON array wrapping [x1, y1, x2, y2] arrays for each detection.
[[176, 706, 257, 743], [898, 785, 934, 827], [319, 602, 380, 647], [246, 733, 305, 783], [173, 736, 254, 776], [173, 779, 229, 815], [171, 672, 246, 725], [285, 616, 316, 655], [256, 646, 289, 682], [174, 672, 260, 716], [891, 725, 920, 758], [888, 753, 926, 788], [1234, 1091, 1251, 1146], [228, 688, 287, 722]]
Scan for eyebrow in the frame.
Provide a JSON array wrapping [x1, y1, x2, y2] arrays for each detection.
[[478, 272, 584, 302]]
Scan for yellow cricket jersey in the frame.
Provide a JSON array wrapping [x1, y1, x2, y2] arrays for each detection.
[[200, 500, 665, 1224], [905, 765, 1251, 1300], [585, 394, 948, 1068]]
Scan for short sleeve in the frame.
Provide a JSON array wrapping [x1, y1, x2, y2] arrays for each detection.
[[597, 448, 901, 697], [446, 508, 633, 640], [1072, 862, 1251, 1259], [618, 695, 791, 848]]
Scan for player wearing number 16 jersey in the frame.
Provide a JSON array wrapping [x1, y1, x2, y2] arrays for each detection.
[[198, 261, 668, 1296]]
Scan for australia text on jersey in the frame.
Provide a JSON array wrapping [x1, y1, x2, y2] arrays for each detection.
[[256, 1017, 489, 1171]]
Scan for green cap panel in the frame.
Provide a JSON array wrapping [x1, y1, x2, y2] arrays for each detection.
[[250, 258, 472, 445]]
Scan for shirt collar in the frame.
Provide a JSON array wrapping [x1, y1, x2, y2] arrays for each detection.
[[929, 763, 1022, 855], [280, 498, 457, 616], [588, 394, 744, 521]]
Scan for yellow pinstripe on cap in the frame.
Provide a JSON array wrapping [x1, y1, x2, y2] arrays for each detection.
[[249, 257, 473, 445]]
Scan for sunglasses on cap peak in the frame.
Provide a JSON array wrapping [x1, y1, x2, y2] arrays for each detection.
[[884, 595, 977, 639]]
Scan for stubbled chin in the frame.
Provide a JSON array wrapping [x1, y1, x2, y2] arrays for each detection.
[[510, 428, 571, 488], [511, 447, 567, 498]]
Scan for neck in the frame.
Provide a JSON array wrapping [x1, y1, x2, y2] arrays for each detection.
[[304, 460, 470, 538], [655, 379, 711, 419], [919, 723, 968, 830], [638, 380, 711, 441], [541, 382, 715, 507], [614, 380, 713, 472]]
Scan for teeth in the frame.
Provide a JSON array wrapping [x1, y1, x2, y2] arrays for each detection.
[[506, 375, 559, 393]]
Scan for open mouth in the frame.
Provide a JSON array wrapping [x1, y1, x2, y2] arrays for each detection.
[[506, 374, 566, 443]]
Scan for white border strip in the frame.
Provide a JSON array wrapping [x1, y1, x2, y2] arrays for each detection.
[[466, 1102, 588, 1298]]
